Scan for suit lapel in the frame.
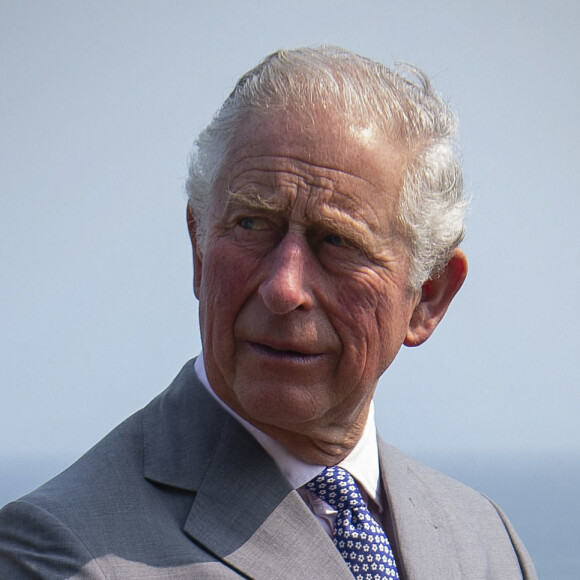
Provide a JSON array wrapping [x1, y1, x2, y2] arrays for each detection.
[[186, 415, 352, 580], [143, 359, 352, 580], [379, 439, 461, 579]]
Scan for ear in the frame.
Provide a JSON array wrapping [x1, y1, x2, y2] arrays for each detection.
[[404, 248, 468, 347], [186, 206, 203, 300]]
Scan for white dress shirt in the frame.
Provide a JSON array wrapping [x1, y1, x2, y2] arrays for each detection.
[[194, 355, 384, 537]]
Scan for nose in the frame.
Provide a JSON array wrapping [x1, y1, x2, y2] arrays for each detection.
[[258, 234, 315, 314]]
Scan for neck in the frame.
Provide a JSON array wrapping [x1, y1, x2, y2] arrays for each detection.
[[245, 409, 369, 466]]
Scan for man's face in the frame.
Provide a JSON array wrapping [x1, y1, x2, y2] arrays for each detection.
[[192, 109, 420, 458]]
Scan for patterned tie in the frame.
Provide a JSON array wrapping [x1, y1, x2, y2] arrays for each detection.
[[306, 466, 400, 580]]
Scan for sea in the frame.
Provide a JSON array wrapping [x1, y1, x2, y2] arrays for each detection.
[[1, 451, 578, 578]]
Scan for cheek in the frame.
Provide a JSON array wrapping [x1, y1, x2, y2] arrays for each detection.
[[199, 244, 260, 333], [333, 270, 385, 332], [205, 239, 260, 292], [330, 270, 412, 370]]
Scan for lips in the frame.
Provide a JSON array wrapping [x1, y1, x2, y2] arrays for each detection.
[[246, 340, 324, 362]]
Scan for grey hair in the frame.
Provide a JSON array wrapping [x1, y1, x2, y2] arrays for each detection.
[[186, 46, 468, 290]]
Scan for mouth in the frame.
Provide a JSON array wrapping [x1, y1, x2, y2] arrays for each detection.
[[247, 341, 323, 362]]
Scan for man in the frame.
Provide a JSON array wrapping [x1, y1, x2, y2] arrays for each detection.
[[0, 46, 537, 579]]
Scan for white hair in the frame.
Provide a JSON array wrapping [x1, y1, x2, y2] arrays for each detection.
[[186, 46, 468, 290]]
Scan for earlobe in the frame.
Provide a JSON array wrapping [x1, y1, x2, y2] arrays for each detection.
[[186, 206, 203, 299], [404, 248, 468, 347]]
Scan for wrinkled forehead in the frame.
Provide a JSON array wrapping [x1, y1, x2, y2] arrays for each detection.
[[218, 108, 406, 204]]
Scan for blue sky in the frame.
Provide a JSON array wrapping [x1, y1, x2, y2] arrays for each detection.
[[1, 0, 579, 470]]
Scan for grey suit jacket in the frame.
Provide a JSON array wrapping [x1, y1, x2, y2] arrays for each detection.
[[0, 359, 537, 579]]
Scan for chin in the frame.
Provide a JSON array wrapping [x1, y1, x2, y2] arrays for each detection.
[[234, 381, 329, 429]]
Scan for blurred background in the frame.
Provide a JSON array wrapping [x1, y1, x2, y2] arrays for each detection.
[[1, 1, 578, 577]]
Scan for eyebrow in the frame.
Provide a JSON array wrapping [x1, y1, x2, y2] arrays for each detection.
[[224, 187, 288, 213]]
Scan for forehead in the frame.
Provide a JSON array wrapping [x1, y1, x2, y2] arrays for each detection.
[[216, 109, 406, 228]]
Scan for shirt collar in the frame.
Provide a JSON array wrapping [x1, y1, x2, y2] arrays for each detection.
[[194, 354, 382, 506]]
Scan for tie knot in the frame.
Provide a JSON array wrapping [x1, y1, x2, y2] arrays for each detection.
[[306, 466, 365, 512]]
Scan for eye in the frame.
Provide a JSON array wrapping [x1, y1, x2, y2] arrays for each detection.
[[238, 216, 269, 231], [324, 233, 348, 247]]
